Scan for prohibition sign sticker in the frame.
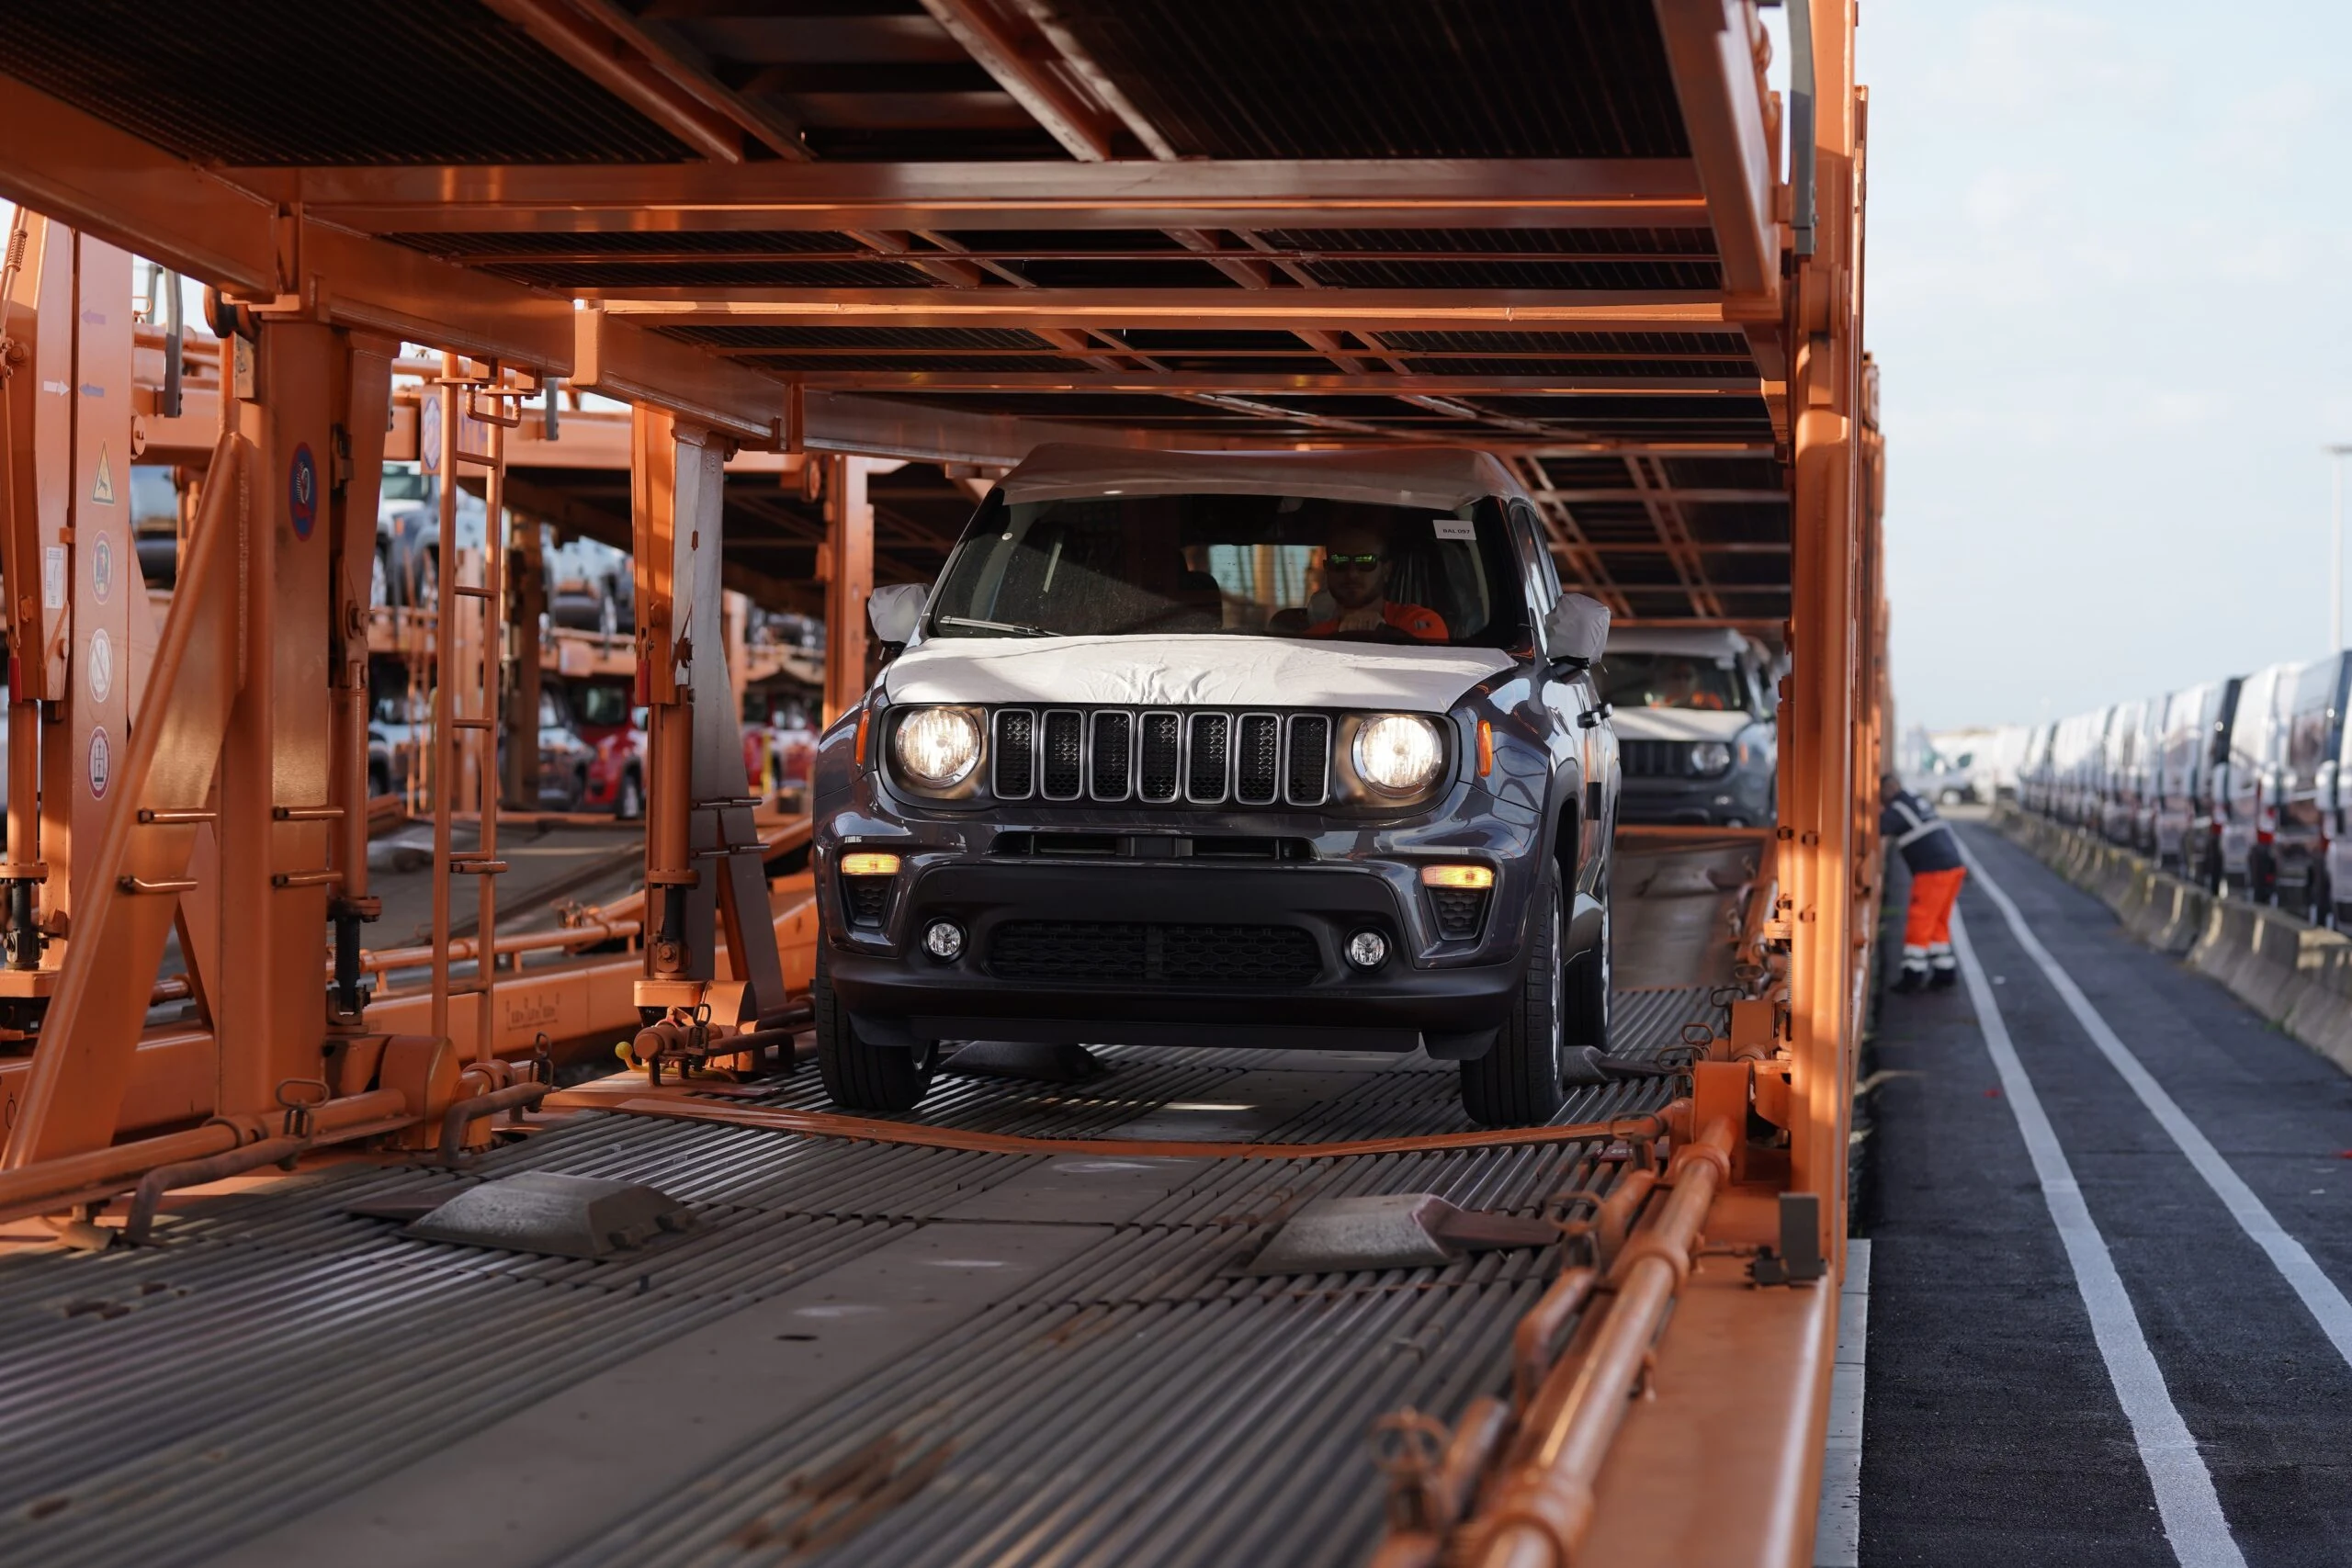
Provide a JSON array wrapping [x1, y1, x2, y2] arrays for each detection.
[[288, 444, 319, 540], [88, 728, 110, 799], [87, 627, 113, 705]]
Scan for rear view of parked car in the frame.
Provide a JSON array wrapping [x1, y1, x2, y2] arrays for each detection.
[[2216, 662, 2295, 897], [2154, 677, 2238, 880], [2267, 653, 2352, 919]]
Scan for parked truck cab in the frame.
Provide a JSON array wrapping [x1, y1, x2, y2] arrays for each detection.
[[811, 445, 1621, 1128]]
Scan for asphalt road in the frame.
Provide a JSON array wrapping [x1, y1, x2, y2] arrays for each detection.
[[1860, 821, 2352, 1566]]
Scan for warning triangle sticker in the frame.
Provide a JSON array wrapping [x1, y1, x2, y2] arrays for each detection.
[[91, 442, 115, 505]]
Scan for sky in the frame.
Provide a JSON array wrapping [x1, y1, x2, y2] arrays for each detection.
[[1840, 1, 2352, 731]]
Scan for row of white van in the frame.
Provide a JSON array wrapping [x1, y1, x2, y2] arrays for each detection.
[[2014, 655, 2352, 923]]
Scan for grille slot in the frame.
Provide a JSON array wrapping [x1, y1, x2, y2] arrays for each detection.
[[1235, 714, 1281, 806], [989, 920, 1320, 985], [1186, 713, 1230, 803], [993, 709, 1035, 800], [1089, 711, 1134, 801], [1041, 710, 1085, 800], [1138, 712, 1182, 802], [1622, 739, 1692, 778], [1284, 715, 1330, 806]]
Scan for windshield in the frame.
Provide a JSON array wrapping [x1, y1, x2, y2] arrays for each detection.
[[926, 492, 1524, 648], [572, 682, 635, 728], [381, 464, 433, 503], [1599, 652, 1747, 712]]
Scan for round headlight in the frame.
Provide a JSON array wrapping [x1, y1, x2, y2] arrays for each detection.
[[894, 706, 982, 788], [1354, 714, 1445, 795], [1690, 741, 1732, 774]]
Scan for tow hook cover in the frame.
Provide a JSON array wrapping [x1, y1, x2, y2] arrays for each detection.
[[1242, 1192, 1556, 1275], [406, 1171, 693, 1259]]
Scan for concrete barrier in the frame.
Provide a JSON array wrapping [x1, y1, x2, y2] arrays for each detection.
[[1988, 806, 2352, 1077]]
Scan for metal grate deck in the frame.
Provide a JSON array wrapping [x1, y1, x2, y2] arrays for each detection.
[[0, 988, 1716, 1568]]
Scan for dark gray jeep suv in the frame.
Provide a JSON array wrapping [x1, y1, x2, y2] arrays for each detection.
[[810, 444, 1621, 1127]]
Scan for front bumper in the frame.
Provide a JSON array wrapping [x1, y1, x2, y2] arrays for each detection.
[[825, 856, 1551, 1055]]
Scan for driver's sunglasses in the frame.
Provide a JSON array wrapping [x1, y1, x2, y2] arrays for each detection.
[[1326, 552, 1384, 568]]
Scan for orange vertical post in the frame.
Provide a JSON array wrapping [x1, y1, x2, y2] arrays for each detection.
[[215, 319, 337, 1127], [821, 455, 873, 727]]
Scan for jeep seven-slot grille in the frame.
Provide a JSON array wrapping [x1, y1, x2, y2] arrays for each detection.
[[990, 708, 1329, 807], [1622, 739, 1700, 777], [989, 920, 1321, 985]]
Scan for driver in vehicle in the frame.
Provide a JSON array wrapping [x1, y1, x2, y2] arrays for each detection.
[[1656, 659, 1727, 710], [1307, 515, 1448, 641]]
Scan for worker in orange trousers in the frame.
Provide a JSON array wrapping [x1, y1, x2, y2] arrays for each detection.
[[1881, 773, 1966, 993]]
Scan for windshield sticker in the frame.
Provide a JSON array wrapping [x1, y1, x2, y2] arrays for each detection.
[[1432, 518, 1476, 541]]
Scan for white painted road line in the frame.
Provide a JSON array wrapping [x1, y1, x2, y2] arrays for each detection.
[[1812, 1238, 1870, 1568], [1958, 840, 2352, 1373], [1951, 910, 2245, 1568]]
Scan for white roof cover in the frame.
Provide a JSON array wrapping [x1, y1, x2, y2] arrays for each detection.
[[1606, 626, 1754, 660], [998, 443, 1529, 511]]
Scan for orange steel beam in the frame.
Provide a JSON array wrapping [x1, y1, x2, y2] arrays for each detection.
[[481, 0, 808, 164], [763, 373, 1758, 396], [0, 73, 775, 442], [587, 291, 1729, 331], [230, 159, 1713, 235], [1469, 1115, 1736, 1567], [2, 430, 248, 1165], [916, 0, 1129, 162], [1651, 0, 1783, 307], [821, 457, 876, 726], [605, 1097, 1676, 1163], [1623, 454, 1729, 619]]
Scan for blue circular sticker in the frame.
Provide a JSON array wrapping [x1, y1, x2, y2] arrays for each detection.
[[91, 534, 112, 604], [288, 443, 318, 540]]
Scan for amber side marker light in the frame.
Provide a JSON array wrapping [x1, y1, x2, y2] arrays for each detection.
[[854, 707, 872, 764], [1476, 718, 1494, 776], [1421, 864, 1496, 890], [841, 852, 902, 877]]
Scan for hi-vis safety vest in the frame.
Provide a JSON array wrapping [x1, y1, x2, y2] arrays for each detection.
[[1882, 790, 1962, 874]]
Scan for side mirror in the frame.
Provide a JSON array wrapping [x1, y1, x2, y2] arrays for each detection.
[[867, 582, 927, 646], [1540, 592, 1611, 668]]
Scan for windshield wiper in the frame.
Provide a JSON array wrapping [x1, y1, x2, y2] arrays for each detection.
[[935, 615, 1055, 638]]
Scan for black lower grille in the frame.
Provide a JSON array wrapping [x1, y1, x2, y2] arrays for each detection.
[[1429, 886, 1490, 940], [989, 920, 1320, 985], [842, 876, 891, 929]]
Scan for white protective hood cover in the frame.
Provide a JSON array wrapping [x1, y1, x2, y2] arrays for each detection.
[[885, 634, 1514, 714], [997, 443, 1529, 512], [1610, 705, 1751, 741]]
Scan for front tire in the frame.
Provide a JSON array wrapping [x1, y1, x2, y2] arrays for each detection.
[[813, 948, 936, 1112], [1461, 864, 1567, 1128]]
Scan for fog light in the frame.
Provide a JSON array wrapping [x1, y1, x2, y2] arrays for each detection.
[[922, 919, 966, 961], [1345, 929, 1388, 971]]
